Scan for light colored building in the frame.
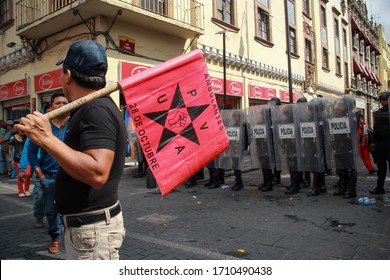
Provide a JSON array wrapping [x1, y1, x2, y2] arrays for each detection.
[[347, 0, 381, 126], [0, 0, 358, 121], [0, 0, 205, 120], [378, 24, 390, 92], [197, 0, 351, 109]]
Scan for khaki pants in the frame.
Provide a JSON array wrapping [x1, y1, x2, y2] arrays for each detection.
[[62, 204, 126, 260]]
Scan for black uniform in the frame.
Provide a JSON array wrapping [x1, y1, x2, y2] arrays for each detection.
[[370, 93, 390, 194]]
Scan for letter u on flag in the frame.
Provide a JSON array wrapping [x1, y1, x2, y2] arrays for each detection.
[[119, 49, 229, 196]]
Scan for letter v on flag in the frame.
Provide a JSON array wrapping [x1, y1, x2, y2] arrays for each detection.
[[119, 49, 229, 196]]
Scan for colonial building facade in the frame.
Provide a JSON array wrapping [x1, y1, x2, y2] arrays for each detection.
[[0, 0, 385, 122]]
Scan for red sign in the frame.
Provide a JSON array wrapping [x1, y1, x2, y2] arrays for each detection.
[[210, 77, 243, 97], [119, 37, 135, 54], [0, 79, 28, 101], [120, 50, 229, 196], [249, 85, 276, 100], [280, 90, 302, 103], [121, 62, 151, 80], [34, 69, 63, 93]]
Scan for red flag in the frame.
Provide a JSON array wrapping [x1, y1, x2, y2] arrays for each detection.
[[119, 49, 229, 196]]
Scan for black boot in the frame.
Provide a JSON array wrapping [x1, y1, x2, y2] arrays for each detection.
[[333, 170, 347, 196], [273, 169, 281, 185], [286, 171, 300, 194], [307, 172, 320, 196], [185, 176, 197, 188], [261, 182, 273, 192], [318, 172, 327, 193], [204, 168, 217, 187], [232, 181, 244, 191], [303, 179, 311, 188], [285, 183, 300, 194], [195, 169, 204, 180], [332, 170, 342, 188], [209, 169, 224, 189], [343, 170, 357, 198], [303, 172, 311, 188], [369, 187, 385, 195]]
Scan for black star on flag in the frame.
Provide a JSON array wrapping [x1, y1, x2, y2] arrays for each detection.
[[143, 84, 209, 153]]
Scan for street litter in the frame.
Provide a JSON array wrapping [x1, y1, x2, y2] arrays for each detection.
[[355, 197, 376, 205]]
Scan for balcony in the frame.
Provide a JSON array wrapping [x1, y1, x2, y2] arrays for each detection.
[[15, 0, 204, 40]]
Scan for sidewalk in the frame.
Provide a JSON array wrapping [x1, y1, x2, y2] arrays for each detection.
[[0, 163, 389, 260]]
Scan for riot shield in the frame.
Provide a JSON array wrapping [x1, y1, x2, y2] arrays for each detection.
[[323, 95, 358, 170], [271, 103, 301, 172], [219, 109, 247, 170], [246, 105, 275, 170], [296, 99, 328, 173]]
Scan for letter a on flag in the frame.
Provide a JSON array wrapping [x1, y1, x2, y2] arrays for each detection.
[[119, 49, 229, 196]]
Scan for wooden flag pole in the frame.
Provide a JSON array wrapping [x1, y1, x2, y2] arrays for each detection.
[[45, 81, 120, 120]]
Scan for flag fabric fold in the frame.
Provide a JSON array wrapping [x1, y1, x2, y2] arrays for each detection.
[[120, 49, 229, 196]]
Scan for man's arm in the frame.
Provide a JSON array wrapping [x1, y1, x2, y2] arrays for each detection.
[[17, 111, 114, 189]]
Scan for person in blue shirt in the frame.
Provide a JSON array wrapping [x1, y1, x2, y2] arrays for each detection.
[[18, 104, 51, 228], [27, 92, 69, 254]]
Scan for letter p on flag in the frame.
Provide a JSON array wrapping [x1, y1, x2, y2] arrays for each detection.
[[119, 49, 229, 196]]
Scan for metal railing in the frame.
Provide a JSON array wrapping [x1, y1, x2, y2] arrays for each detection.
[[16, 0, 204, 31]]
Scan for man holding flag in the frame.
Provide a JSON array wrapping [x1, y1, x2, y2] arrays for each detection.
[[16, 38, 229, 259], [16, 39, 127, 259]]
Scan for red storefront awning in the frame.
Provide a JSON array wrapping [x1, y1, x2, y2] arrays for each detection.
[[0, 79, 28, 101], [353, 59, 365, 76], [375, 74, 382, 86]]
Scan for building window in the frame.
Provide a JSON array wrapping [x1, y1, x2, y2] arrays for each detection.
[[320, 5, 328, 46], [359, 40, 364, 55], [257, 7, 270, 41], [322, 47, 329, 69], [344, 62, 349, 88], [0, 0, 12, 27], [320, 3, 328, 70], [365, 46, 370, 61], [336, 56, 341, 75], [334, 18, 340, 55], [305, 39, 312, 63], [255, 0, 271, 43], [140, 0, 167, 15], [216, 0, 234, 25], [334, 16, 341, 75], [342, 28, 347, 61], [302, 0, 310, 16], [286, 1, 297, 55], [352, 31, 358, 50], [289, 27, 297, 54], [287, 0, 295, 25], [257, 0, 269, 6]]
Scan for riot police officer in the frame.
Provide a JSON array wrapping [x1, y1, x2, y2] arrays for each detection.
[[370, 92, 390, 195], [330, 96, 358, 199], [261, 97, 281, 192]]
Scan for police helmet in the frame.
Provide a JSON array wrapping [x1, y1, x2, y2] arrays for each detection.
[[269, 97, 281, 106], [296, 97, 308, 103], [379, 91, 390, 101], [308, 98, 325, 111]]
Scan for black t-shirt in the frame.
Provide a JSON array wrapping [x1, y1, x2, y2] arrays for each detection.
[[55, 96, 127, 214]]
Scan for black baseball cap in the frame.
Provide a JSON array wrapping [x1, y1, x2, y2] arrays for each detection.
[[56, 40, 107, 77]]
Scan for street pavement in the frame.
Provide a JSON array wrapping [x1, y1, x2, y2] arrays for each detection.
[[0, 159, 390, 260]]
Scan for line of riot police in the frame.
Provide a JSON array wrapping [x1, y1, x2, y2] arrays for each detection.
[[207, 94, 361, 198]]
